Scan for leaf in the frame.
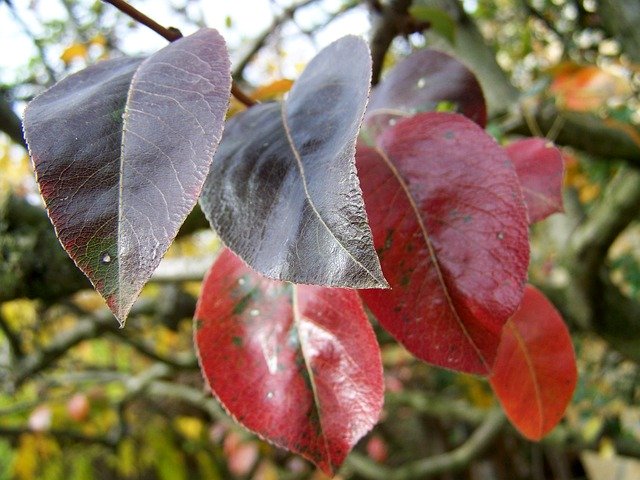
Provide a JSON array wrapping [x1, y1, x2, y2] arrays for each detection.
[[251, 79, 294, 101], [60, 43, 88, 64], [549, 63, 633, 112], [365, 49, 487, 140], [199, 36, 386, 289], [24, 29, 231, 324], [505, 138, 564, 223], [489, 285, 577, 440], [357, 112, 530, 374], [409, 6, 456, 44], [194, 248, 384, 475]]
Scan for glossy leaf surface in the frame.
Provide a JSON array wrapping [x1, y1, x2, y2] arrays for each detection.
[[490, 285, 577, 440], [358, 112, 529, 374], [365, 49, 487, 139], [505, 138, 564, 223], [195, 249, 384, 475], [200, 36, 387, 289], [24, 29, 231, 323]]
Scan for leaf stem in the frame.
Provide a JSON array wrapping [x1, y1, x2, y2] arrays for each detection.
[[102, 0, 256, 107]]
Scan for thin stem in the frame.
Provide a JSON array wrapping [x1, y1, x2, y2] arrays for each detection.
[[103, 0, 181, 41], [102, 0, 256, 107]]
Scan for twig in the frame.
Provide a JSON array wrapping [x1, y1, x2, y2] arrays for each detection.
[[5, 3, 57, 85], [146, 380, 228, 422], [0, 309, 23, 359], [102, 0, 256, 107], [9, 300, 155, 388], [107, 330, 197, 369], [369, 0, 413, 85], [387, 390, 486, 425], [232, 0, 317, 81], [102, 0, 180, 41], [347, 408, 506, 479]]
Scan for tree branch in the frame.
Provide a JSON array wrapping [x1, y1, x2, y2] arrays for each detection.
[[0, 309, 23, 359], [0, 92, 26, 149], [369, 0, 413, 86], [347, 409, 506, 479], [101, 0, 256, 107], [232, 0, 317, 81]]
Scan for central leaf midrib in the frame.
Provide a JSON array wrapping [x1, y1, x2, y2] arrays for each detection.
[[291, 285, 334, 471], [507, 320, 544, 432], [279, 104, 380, 285], [374, 146, 490, 372]]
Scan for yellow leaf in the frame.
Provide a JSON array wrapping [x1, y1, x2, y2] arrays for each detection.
[[458, 375, 495, 409], [60, 43, 88, 64], [12, 435, 38, 480], [251, 79, 294, 101], [90, 34, 107, 47], [174, 416, 203, 440]]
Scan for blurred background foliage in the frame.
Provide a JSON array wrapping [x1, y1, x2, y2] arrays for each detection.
[[1, 0, 640, 479]]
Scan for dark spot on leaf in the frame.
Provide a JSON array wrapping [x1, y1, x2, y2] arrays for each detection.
[[232, 287, 258, 315], [444, 131, 455, 139], [232, 336, 242, 347]]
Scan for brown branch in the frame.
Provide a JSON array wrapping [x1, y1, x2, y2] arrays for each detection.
[[102, 0, 181, 41], [101, 0, 256, 107], [369, 0, 413, 85]]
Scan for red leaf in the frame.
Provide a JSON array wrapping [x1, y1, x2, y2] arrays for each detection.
[[489, 285, 577, 440], [505, 138, 564, 224], [358, 112, 529, 374], [194, 249, 384, 475]]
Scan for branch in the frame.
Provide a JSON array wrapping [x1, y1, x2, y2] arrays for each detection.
[[233, 0, 317, 81], [347, 409, 506, 479], [106, 329, 197, 369], [5, 3, 57, 85], [599, 0, 640, 62], [531, 167, 640, 362], [0, 92, 26, 149], [0, 309, 23, 359], [504, 104, 640, 166], [101, 0, 256, 107], [146, 380, 228, 422], [369, 0, 413, 85], [7, 300, 158, 388]]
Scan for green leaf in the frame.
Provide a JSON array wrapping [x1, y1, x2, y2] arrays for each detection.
[[409, 6, 456, 44]]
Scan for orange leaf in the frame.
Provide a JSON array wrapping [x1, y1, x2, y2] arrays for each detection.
[[489, 285, 577, 440], [251, 79, 294, 101], [550, 63, 632, 112]]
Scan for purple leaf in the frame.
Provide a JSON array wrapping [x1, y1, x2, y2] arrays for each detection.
[[24, 29, 231, 324], [199, 36, 387, 289]]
